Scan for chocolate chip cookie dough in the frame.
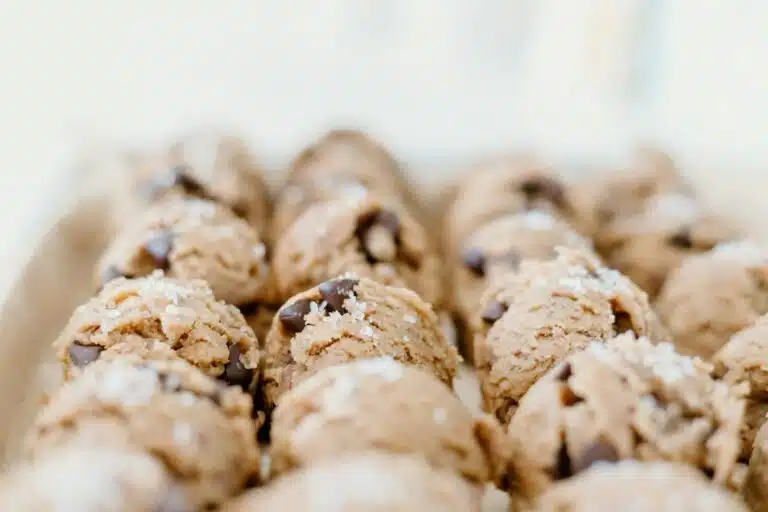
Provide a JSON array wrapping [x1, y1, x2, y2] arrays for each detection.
[[113, 132, 270, 235], [715, 315, 768, 458], [535, 461, 748, 512], [472, 249, 664, 424], [26, 358, 260, 508], [0, 445, 181, 512], [745, 421, 768, 512], [54, 273, 260, 391], [262, 277, 459, 407], [269, 358, 503, 483], [224, 453, 483, 512], [597, 193, 738, 297], [98, 196, 274, 307], [272, 192, 442, 305], [657, 241, 768, 358], [505, 335, 745, 505]]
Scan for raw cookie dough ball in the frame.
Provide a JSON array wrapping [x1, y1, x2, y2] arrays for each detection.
[[598, 193, 738, 297], [114, 132, 270, 234], [0, 445, 182, 512], [262, 276, 459, 407], [505, 335, 745, 503], [452, 210, 595, 338], [26, 357, 260, 508], [223, 453, 483, 512], [272, 192, 442, 305], [657, 241, 768, 359], [53, 273, 260, 391], [472, 248, 665, 424], [714, 315, 768, 458], [745, 421, 768, 511], [98, 196, 273, 306], [444, 155, 575, 255], [535, 461, 748, 512], [270, 358, 502, 483]]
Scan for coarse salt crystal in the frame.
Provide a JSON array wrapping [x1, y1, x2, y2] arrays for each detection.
[[252, 243, 267, 259], [360, 325, 374, 338], [403, 315, 417, 324]]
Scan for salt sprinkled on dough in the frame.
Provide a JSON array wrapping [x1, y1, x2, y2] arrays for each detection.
[[521, 210, 556, 230], [252, 243, 267, 260], [403, 314, 417, 324], [360, 325, 374, 338], [352, 357, 403, 382], [95, 363, 159, 407]]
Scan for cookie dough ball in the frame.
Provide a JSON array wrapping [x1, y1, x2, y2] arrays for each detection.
[[270, 358, 501, 483], [0, 445, 182, 511], [273, 192, 442, 305], [114, 132, 270, 234], [452, 210, 595, 332], [657, 241, 768, 358], [223, 453, 483, 512], [505, 335, 745, 503], [598, 193, 738, 297], [715, 315, 768, 458], [535, 461, 748, 512], [53, 273, 260, 391], [262, 276, 459, 407], [98, 196, 273, 306], [444, 155, 575, 254], [745, 421, 768, 511], [26, 358, 260, 508], [473, 249, 665, 424]]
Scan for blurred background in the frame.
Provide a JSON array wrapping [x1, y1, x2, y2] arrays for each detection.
[[0, 0, 766, 293]]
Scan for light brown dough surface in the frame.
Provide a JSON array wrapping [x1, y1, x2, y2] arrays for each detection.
[[746, 421, 768, 512]]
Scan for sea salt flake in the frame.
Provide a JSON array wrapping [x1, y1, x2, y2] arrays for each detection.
[[354, 357, 403, 382], [360, 325, 374, 338], [521, 210, 555, 230], [252, 243, 267, 259], [403, 314, 417, 324]]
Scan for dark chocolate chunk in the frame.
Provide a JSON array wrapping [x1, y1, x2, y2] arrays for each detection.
[[461, 247, 486, 277], [613, 309, 633, 335], [68, 342, 103, 368], [553, 442, 573, 480], [520, 176, 566, 208], [572, 439, 620, 474], [278, 299, 313, 333], [219, 344, 254, 390], [172, 166, 205, 196], [554, 362, 573, 382], [668, 230, 693, 249], [319, 278, 359, 313], [481, 301, 507, 324], [143, 230, 174, 269], [560, 385, 584, 407]]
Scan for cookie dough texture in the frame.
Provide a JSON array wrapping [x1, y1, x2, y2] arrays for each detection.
[[473, 249, 665, 424], [0, 445, 181, 512], [746, 421, 768, 512], [658, 241, 768, 358], [223, 453, 482, 512], [273, 192, 442, 305], [270, 358, 501, 483], [113, 132, 270, 235], [715, 315, 768, 458], [26, 358, 260, 508], [262, 277, 459, 407], [506, 335, 745, 503], [444, 155, 575, 254], [98, 197, 273, 306], [535, 461, 748, 512], [54, 273, 260, 391], [598, 193, 738, 297]]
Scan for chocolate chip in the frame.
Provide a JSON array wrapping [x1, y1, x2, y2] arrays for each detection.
[[219, 344, 254, 390], [560, 385, 584, 407], [319, 278, 359, 313], [481, 301, 507, 324], [554, 362, 573, 382], [278, 299, 313, 333], [572, 439, 619, 474], [143, 230, 174, 269], [553, 442, 572, 480], [668, 230, 693, 249], [613, 310, 633, 335], [461, 247, 486, 277], [238, 302, 260, 317], [68, 342, 103, 368], [172, 166, 205, 196], [520, 177, 566, 208]]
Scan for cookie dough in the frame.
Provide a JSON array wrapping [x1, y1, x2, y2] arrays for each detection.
[[505, 335, 745, 503], [714, 315, 768, 458], [597, 193, 738, 297], [270, 358, 502, 483], [535, 461, 748, 512], [444, 155, 575, 254], [472, 248, 665, 424], [272, 192, 442, 305], [98, 196, 274, 306], [53, 273, 260, 392], [0, 445, 182, 512], [745, 421, 768, 512], [222, 453, 483, 512], [26, 357, 260, 508], [262, 276, 459, 407], [657, 241, 768, 358], [113, 132, 270, 235], [451, 211, 596, 347]]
